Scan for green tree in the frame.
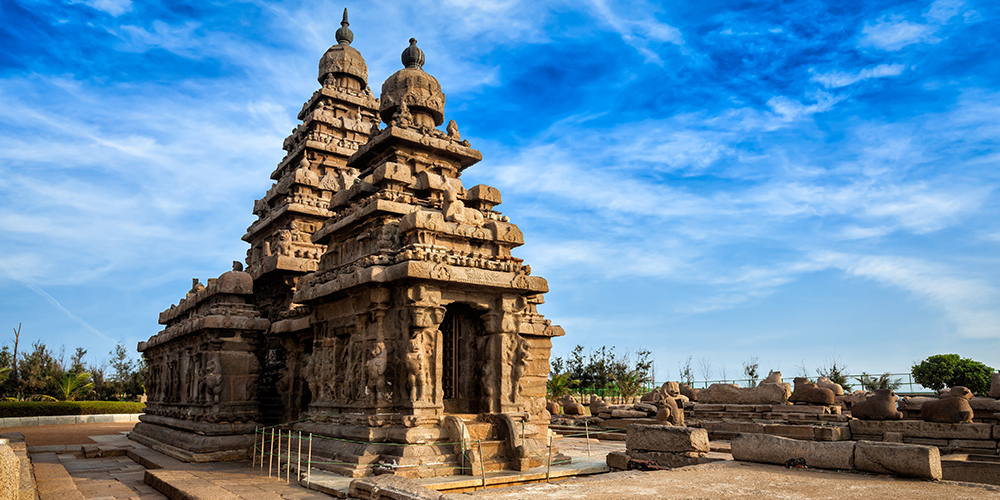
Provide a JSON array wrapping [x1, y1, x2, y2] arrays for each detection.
[[911, 354, 994, 395], [857, 372, 902, 392], [69, 348, 88, 375], [18, 341, 60, 398], [51, 372, 94, 401], [816, 356, 853, 392], [743, 356, 760, 387], [609, 349, 653, 402], [546, 372, 579, 400]]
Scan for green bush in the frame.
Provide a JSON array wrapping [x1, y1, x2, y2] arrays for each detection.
[[0, 401, 145, 418], [911, 354, 995, 395]]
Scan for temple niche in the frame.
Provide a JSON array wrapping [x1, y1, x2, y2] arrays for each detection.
[[131, 9, 565, 478]]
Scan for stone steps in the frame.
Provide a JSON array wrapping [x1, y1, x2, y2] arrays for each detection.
[[29, 452, 86, 500]]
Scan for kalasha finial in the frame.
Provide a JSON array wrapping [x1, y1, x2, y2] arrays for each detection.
[[401, 38, 424, 69], [336, 8, 354, 45]]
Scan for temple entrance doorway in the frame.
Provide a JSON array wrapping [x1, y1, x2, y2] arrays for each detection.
[[441, 303, 485, 414]]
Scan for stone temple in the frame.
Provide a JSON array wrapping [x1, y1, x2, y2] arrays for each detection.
[[132, 10, 566, 478]]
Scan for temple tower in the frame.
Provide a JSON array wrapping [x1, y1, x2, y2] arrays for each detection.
[[134, 12, 565, 477], [288, 37, 565, 478], [242, 10, 380, 423]]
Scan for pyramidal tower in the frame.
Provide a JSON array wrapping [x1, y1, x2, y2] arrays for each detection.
[[134, 10, 566, 477]]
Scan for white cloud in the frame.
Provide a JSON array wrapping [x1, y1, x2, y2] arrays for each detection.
[[70, 0, 132, 17], [767, 92, 845, 122], [860, 16, 938, 51], [586, 0, 684, 64], [814, 252, 1000, 339], [811, 63, 907, 88], [924, 0, 965, 24]]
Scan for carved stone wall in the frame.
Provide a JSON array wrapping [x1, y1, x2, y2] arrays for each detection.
[[134, 17, 564, 475]]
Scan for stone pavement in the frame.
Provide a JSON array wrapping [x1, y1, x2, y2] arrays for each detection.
[[19, 423, 334, 500]]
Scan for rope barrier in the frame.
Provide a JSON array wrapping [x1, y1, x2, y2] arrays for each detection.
[[249, 417, 589, 480]]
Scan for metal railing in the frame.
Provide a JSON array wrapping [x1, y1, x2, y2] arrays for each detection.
[[562, 373, 934, 400]]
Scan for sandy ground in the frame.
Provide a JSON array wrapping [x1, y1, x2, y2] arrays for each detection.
[[2, 422, 137, 446], [467, 461, 1000, 500]]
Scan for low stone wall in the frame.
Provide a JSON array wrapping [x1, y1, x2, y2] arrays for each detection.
[[0, 413, 142, 428], [849, 420, 1000, 455]]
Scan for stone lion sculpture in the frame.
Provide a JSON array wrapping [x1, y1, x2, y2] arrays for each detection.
[[559, 395, 585, 415], [850, 389, 903, 420], [679, 383, 699, 402], [921, 386, 974, 423], [816, 376, 845, 396], [546, 401, 560, 415], [789, 377, 835, 405], [656, 396, 683, 426]]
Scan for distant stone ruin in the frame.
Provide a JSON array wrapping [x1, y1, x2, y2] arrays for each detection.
[[132, 9, 565, 478]]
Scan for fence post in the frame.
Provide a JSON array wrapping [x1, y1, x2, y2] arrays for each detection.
[[268, 428, 274, 478], [307, 433, 312, 488], [546, 435, 553, 482]]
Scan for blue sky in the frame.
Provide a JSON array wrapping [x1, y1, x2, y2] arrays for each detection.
[[1, 0, 998, 382]]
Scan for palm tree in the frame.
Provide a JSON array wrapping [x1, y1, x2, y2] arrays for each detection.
[[547, 372, 579, 401], [51, 372, 93, 401]]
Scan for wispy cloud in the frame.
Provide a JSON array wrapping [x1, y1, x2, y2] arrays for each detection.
[[815, 252, 1000, 339], [860, 17, 939, 51], [811, 64, 907, 89]]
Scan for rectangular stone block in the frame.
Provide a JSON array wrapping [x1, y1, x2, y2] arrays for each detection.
[[725, 405, 757, 413], [626, 424, 709, 453], [731, 433, 855, 470], [628, 450, 710, 468], [903, 437, 949, 447], [947, 439, 997, 449], [854, 441, 942, 480], [693, 404, 727, 412], [995, 425, 1000, 440], [942, 459, 1000, 486], [813, 426, 851, 441], [611, 410, 649, 418], [88, 414, 113, 424], [764, 425, 817, 440], [770, 405, 829, 414], [606, 451, 630, 470], [755, 405, 774, 412], [701, 422, 765, 434], [849, 420, 993, 440]]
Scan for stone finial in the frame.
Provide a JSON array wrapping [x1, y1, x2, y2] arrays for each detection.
[[336, 8, 354, 45], [401, 38, 424, 69], [232, 261, 244, 272]]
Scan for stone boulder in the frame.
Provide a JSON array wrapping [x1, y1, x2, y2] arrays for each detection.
[[850, 389, 903, 420], [816, 377, 845, 396], [789, 377, 835, 405], [921, 386, 973, 423], [989, 372, 1000, 399], [679, 383, 699, 402], [698, 382, 790, 405]]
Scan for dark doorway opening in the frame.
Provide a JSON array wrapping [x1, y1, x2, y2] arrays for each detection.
[[441, 303, 485, 414]]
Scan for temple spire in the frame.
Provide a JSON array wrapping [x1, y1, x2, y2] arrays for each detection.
[[336, 8, 354, 45], [401, 38, 424, 69]]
